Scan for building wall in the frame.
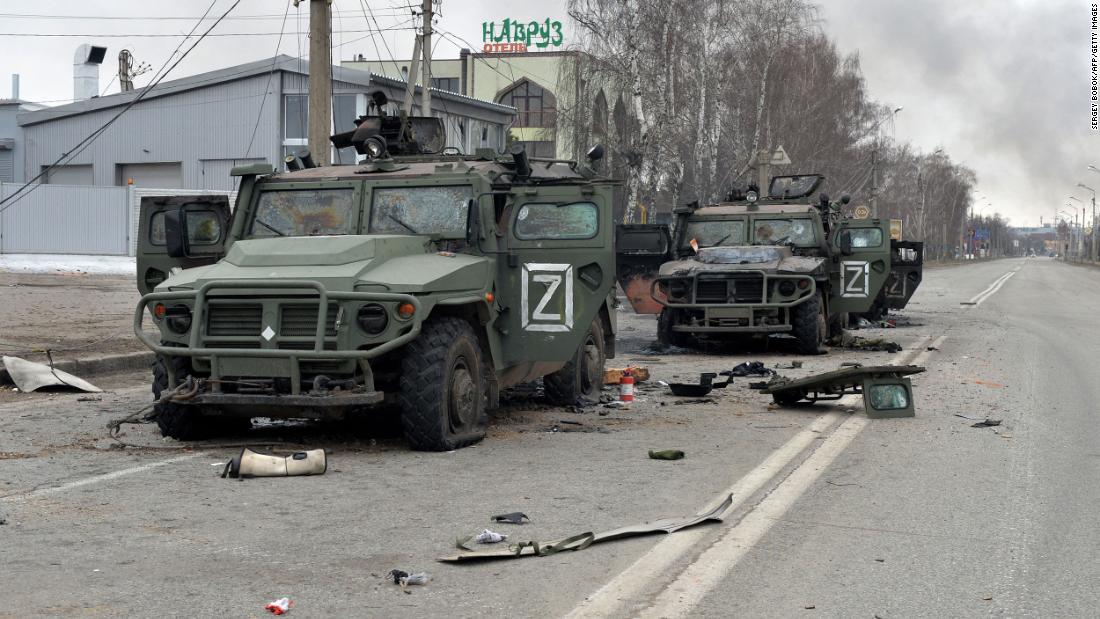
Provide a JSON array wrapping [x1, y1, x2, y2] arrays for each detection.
[[0, 105, 26, 182], [20, 73, 283, 191]]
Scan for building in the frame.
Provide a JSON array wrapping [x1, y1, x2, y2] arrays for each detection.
[[17, 55, 515, 191], [0, 76, 45, 183]]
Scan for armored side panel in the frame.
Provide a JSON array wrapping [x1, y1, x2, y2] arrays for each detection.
[[884, 240, 923, 310], [615, 224, 671, 314]]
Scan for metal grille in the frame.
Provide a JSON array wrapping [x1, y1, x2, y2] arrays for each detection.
[[695, 280, 728, 303], [694, 276, 765, 304], [729, 275, 764, 303], [279, 305, 338, 337], [206, 303, 262, 336]]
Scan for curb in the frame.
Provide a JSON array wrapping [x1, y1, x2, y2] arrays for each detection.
[[0, 351, 154, 384]]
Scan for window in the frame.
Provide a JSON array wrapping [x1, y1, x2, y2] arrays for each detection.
[[681, 220, 746, 249], [284, 93, 362, 164], [285, 94, 308, 141], [332, 94, 358, 164], [849, 228, 884, 248], [369, 186, 472, 237], [249, 188, 356, 237], [515, 202, 598, 240], [867, 384, 910, 410], [149, 208, 223, 246], [513, 140, 556, 158], [431, 77, 459, 92], [497, 80, 556, 128], [752, 218, 817, 246]]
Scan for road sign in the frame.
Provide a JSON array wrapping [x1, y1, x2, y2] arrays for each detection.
[[770, 145, 791, 165], [853, 205, 871, 219], [889, 219, 903, 240]]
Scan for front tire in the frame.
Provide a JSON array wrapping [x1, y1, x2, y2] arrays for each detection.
[[152, 354, 205, 440], [791, 292, 827, 355], [398, 318, 488, 451], [657, 308, 690, 348], [545, 319, 607, 405]]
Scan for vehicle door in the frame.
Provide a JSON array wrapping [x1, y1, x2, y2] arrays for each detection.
[[883, 240, 923, 310], [615, 223, 671, 314], [828, 219, 891, 314], [137, 195, 231, 296], [496, 188, 614, 366]]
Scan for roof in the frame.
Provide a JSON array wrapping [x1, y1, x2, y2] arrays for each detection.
[[18, 55, 514, 126], [0, 99, 46, 111], [694, 203, 819, 216], [267, 158, 582, 181]]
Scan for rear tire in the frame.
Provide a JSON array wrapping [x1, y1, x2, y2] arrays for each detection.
[[545, 319, 607, 405], [657, 308, 690, 348], [791, 292, 827, 355], [398, 318, 488, 451]]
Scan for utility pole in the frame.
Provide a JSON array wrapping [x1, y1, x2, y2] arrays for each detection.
[[307, 0, 332, 166], [420, 0, 433, 116], [870, 147, 878, 218]]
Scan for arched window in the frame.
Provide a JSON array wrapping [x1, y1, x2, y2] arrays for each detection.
[[497, 79, 557, 128], [592, 91, 608, 138]]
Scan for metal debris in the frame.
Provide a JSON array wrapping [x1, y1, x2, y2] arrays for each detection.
[[1, 355, 102, 393], [649, 449, 685, 460], [490, 512, 531, 525]]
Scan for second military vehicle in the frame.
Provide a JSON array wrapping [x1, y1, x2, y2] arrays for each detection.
[[617, 174, 903, 353], [134, 92, 618, 451]]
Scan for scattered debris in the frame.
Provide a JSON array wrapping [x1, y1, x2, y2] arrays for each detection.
[[77, 395, 102, 402], [388, 570, 428, 592], [602, 401, 631, 410], [926, 346, 939, 351], [221, 448, 327, 478], [748, 381, 770, 390], [672, 398, 716, 405], [264, 597, 292, 615], [491, 512, 531, 525], [970, 419, 1002, 428], [775, 361, 803, 369], [1, 355, 102, 393], [440, 494, 734, 562], [668, 373, 730, 397], [475, 529, 508, 544], [805, 605, 816, 610], [972, 379, 1006, 388], [649, 449, 685, 460], [764, 365, 925, 418], [826, 332, 902, 353], [603, 367, 650, 384], [724, 361, 774, 377]]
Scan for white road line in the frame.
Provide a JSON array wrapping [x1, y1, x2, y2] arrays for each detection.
[[964, 270, 1016, 307], [637, 336, 946, 618], [0, 451, 208, 503], [569, 336, 936, 617]]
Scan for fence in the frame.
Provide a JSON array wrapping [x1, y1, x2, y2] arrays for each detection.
[[0, 182, 234, 256]]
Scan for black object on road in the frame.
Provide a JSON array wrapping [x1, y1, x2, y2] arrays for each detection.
[[491, 512, 531, 524], [724, 361, 775, 377], [668, 373, 730, 397], [971, 419, 1002, 428], [649, 449, 686, 460]]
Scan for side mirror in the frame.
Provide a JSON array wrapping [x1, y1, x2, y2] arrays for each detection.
[[465, 199, 480, 246], [839, 230, 853, 256], [165, 207, 189, 258]]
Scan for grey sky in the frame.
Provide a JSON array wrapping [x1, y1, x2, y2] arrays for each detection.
[[1, 1, 1093, 225]]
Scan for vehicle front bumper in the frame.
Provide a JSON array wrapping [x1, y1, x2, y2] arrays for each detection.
[[652, 271, 816, 334]]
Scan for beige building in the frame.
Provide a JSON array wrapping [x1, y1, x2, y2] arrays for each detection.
[[345, 50, 582, 159]]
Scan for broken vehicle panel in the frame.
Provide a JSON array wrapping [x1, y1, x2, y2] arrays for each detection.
[[883, 240, 924, 310], [763, 364, 925, 418], [133, 91, 619, 451], [615, 224, 670, 315]]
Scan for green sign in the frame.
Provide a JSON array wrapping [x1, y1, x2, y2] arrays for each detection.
[[482, 18, 563, 53]]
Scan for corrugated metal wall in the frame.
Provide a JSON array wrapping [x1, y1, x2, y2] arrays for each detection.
[[21, 73, 282, 190], [0, 183, 128, 254]]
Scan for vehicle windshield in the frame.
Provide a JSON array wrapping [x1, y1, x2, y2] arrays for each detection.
[[248, 188, 356, 238], [752, 218, 817, 246], [680, 219, 746, 249], [369, 185, 472, 237]]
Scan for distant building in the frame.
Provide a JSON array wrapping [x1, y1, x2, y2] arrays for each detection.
[[0, 97, 45, 183], [17, 55, 515, 191]]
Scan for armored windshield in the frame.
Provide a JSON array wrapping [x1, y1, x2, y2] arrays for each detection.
[[369, 185, 472, 237], [248, 188, 356, 238], [752, 218, 817, 245], [680, 219, 746, 249]]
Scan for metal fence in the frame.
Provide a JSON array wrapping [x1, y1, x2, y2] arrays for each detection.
[[0, 182, 234, 256]]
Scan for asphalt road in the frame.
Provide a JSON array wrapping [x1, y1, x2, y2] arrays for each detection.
[[1, 257, 1092, 617]]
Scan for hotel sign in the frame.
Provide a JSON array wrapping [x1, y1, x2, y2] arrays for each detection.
[[482, 18, 563, 53]]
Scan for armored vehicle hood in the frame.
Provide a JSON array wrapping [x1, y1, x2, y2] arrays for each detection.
[[659, 246, 825, 276], [157, 235, 492, 293]]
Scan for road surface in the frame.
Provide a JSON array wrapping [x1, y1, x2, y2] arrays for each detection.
[[1, 257, 1094, 617]]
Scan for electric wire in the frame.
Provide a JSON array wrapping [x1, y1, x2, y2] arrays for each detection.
[[245, 0, 292, 159]]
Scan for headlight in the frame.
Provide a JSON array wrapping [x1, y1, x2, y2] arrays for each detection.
[[165, 305, 192, 334], [777, 280, 796, 296], [357, 304, 389, 334]]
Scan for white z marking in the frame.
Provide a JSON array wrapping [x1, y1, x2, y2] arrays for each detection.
[[521, 263, 574, 332], [841, 261, 870, 298]]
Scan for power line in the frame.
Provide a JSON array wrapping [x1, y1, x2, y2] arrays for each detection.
[[245, 0, 292, 159], [0, 27, 416, 38], [0, 0, 242, 214], [0, 10, 413, 21], [360, 0, 405, 77]]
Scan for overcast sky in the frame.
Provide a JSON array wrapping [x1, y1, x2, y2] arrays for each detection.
[[1, 0, 1095, 226]]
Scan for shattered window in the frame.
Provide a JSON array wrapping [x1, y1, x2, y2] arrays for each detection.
[[868, 384, 909, 410], [150, 212, 166, 245], [369, 185, 471, 237], [249, 189, 356, 237], [752, 218, 817, 245], [515, 202, 598, 240], [149, 206, 222, 245], [680, 219, 746, 248], [849, 228, 884, 248]]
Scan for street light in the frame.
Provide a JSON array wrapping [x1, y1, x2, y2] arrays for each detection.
[[1078, 182, 1097, 260], [869, 106, 903, 218]]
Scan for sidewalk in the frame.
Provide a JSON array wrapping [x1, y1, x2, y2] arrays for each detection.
[[0, 253, 135, 275]]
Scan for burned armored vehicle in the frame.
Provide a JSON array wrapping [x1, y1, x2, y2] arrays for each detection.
[[617, 175, 898, 353], [134, 94, 617, 451]]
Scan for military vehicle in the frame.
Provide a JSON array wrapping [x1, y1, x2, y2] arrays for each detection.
[[133, 93, 617, 451], [857, 239, 923, 321], [617, 174, 902, 353]]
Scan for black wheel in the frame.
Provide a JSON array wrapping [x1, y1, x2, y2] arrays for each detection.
[[545, 319, 607, 405], [828, 311, 847, 339], [773, 389, 807, 406], [398, 318, 488, 451], [791, 292, 827, 355], [152, 350, 249, 440], [657, 308, 689, 348]]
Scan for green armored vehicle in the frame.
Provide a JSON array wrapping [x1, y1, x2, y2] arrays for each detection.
[[617, 174, 898, 353], [134, 97, 617, 451]]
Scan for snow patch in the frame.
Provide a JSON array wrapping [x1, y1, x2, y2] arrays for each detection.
[[0, 254, 136, 275]]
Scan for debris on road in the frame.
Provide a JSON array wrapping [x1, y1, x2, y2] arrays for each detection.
[[649, 449, 685, 460], [764, 365, 925, 418], [603, 367, 650, 384], [491, 512, 531, 525], [440, 494, 734, 562], [775, 361, 803, 370], [826, 332, 902, 353], [388, 570, 429, 592], [1, 355, 102, 393], [619, 369, 635, 402], [475, 529, 508, 544], [221, 448, 327, 478], [724, 361, 774, 377], [970, 419, 1002, 428], [668, 373, 730, 397], [264, 597, 292, 615]]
